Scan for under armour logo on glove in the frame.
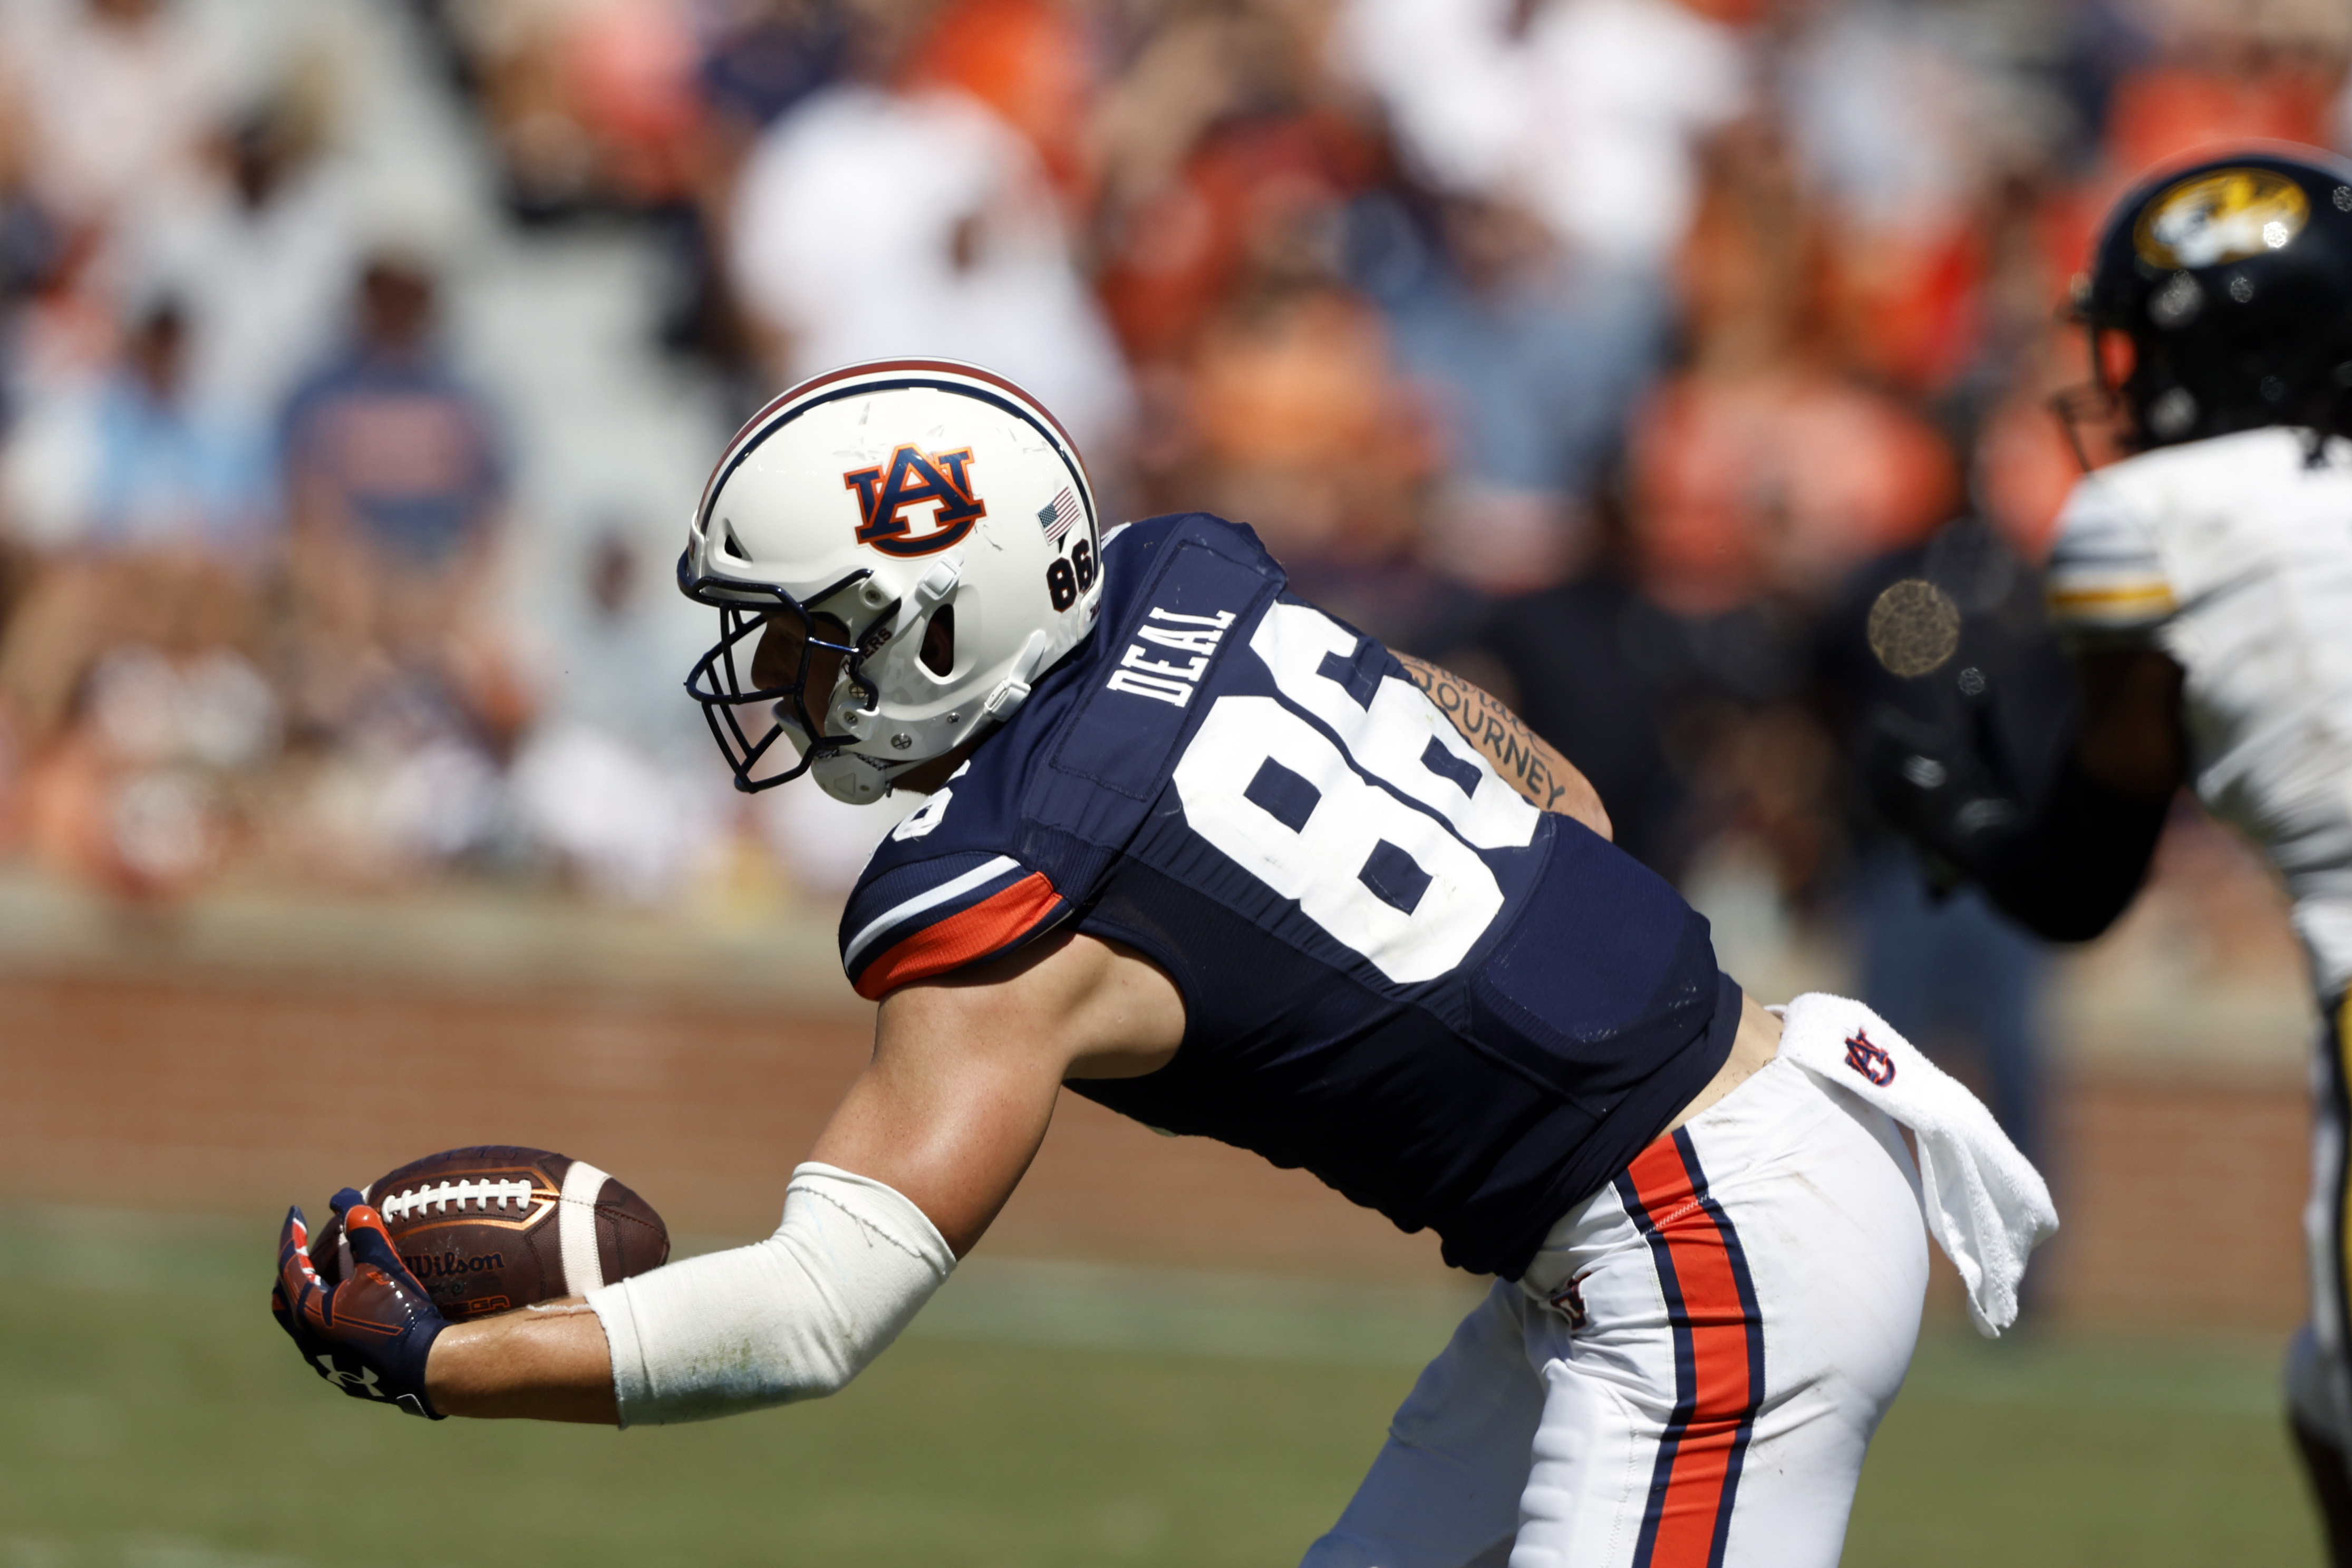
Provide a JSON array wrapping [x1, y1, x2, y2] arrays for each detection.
[[314, 1357, 383, 1397], [1844, 1030, 1897, 1087]]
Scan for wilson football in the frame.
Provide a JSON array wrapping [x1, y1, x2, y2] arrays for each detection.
[[309, 1146, 668, 1319]]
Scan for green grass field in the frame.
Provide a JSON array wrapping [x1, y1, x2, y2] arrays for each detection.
[[0, 1208, 2321, 1566]]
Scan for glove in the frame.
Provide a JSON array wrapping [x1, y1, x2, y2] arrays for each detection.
[[1857, 671, 2022, 888], [273, 1188, 448, 1419], [1857, 669, 2165, 942]]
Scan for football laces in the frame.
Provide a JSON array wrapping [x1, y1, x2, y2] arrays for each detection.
[[376, 1177, 541, 1221]]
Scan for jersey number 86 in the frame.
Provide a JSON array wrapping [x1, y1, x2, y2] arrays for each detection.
[[1172, 605, 1539, 985]]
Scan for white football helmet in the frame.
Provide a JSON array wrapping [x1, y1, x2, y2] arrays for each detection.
[[681, 359, 1105, 803]]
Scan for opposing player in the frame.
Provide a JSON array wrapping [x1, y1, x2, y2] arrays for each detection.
[[276, 359, 2053, 1566], [1864, 147, 2352, 1560]]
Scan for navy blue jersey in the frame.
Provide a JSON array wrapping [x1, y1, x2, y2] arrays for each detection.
[[839, 514, 1735, 1279]]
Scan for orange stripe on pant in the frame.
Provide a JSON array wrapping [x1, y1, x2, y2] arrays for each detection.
[[1615, 1129, 1766, 1568]]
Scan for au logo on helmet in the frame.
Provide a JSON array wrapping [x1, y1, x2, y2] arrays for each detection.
[[2133, 167, 2310, 271], [844, 444, 989, 557]]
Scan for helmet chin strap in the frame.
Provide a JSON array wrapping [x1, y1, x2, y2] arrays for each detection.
[[769, 703, 907, 805], [811, 749, 906, 805]]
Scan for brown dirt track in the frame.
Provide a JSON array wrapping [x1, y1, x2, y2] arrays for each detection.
[[0, 957, 2314, 1326]]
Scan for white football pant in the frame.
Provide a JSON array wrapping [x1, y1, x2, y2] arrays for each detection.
[[1302, 1056, 1928, 1568]]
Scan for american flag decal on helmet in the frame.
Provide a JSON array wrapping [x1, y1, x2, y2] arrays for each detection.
[[1037, 487, 1081, 549]]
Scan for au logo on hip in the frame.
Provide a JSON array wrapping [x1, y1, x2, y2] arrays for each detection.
[[845, 445, 988, 557]]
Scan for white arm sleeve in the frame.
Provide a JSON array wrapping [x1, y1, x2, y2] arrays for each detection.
[[585, 1162, 955, 1427]]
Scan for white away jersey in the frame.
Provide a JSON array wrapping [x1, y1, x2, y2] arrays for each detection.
[[2046, 428, 2352, 993]]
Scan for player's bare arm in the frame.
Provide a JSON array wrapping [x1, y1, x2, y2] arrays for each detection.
[[805, 932, 1185, 1252], [424, 1299, 617, 1423], [421, 930, 1182, 1422], [1394, 653, 1612, 839]]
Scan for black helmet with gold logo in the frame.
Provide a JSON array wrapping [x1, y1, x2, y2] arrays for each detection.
[[2073, 144, 2352, 451]]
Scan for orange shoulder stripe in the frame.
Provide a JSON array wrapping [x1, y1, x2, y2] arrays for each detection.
[[853, 872, 1065, 1001]]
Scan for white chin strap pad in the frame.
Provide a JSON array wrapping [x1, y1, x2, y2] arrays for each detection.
[[587, 1163, 955, 1426], [811, 750, 898, 804]]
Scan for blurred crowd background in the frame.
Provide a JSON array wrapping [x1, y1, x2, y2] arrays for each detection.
[[0, 0, 2338, 1151]]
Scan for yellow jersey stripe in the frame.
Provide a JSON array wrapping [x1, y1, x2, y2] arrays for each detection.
[[2047, 583, 2178, 617]]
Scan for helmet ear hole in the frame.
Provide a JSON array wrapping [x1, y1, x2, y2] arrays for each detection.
[[920, 605, 955, 676], [718, 519, 753, 566]]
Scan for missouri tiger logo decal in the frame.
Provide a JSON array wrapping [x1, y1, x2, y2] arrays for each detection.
[[2133, 166, 2310, 270], [845, 445, 988, 557]]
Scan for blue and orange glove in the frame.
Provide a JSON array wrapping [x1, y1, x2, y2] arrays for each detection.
[[273, 1189, 448, 1419]]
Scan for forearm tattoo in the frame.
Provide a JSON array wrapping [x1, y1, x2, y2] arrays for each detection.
[[1398, 656, 1575, 815]]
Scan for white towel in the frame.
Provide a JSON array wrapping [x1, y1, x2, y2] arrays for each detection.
[[1773, 992, 2058, 1337]]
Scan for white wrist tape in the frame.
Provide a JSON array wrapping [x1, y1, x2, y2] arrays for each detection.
[[586, 1162, 955, 1426]]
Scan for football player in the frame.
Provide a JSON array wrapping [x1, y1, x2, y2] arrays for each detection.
[[1861, 147, 2352, 1560], [276, 359, 2052, 1567]]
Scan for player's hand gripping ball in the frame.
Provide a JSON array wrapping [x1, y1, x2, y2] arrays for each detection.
[[273, 1193, 448, 1418], [274, 1147, 669, 1417]]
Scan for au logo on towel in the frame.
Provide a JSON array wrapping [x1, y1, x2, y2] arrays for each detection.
[[1843, 1030, 1896, 1087]]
